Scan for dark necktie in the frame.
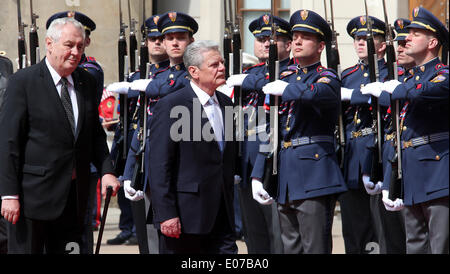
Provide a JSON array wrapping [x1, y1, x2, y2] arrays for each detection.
[[60, 77, 75, 135]]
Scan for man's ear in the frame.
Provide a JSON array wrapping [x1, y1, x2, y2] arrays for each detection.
[[45, 37, 53, 53], [188, 65, 199, 80]]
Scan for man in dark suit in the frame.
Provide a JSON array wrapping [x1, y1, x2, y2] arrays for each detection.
[[0, 17, 120, 254], [148, 40, 238, 254]]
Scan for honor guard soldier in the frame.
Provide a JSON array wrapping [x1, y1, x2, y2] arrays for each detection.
[[363, 7, 449, 254], [109, 14, 170, 253], [226, 14, 291, 254], [337, 15, 388, 254], [107, 11, 198, 254], [251, 10, 348, 254], [45, 11, 106, 254]]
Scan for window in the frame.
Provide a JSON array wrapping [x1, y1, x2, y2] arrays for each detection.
[[237, 0, 291, 56]]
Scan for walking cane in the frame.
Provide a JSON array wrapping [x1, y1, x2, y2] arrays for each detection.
[[95, 186, 113, 254]]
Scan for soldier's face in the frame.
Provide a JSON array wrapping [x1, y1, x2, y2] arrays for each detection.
[[397, 40, 415, 68], [163, 32, 193, 59], [46, 23, 84, 76], [254, 36, 292, 61], [148, 36, 167, 57], [189, 50, 225, 92], [404, 28, 439, 58], [354, 35, 368, 59], [291, 31, 324, 59]]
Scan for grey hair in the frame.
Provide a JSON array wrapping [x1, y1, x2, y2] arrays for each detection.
[[183, 40, 220, 69], [46, 17, 85, 43]]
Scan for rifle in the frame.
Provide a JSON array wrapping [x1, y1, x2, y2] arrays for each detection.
[[114, 0, 129, 173], [364, 0, 383, 184], [262, 1, 280, 197], [223, 0, 232, 79], [382, 0, 402, 199], [229, 0, 243, 176], [324, 0, 345, 169], [139, 0, 149, 76], [128, 0, 138, 72], [131, 63, 150, 191], [29, 0, 39, 65], [17, 0, 28, 69], [442, 0, 449, 65]]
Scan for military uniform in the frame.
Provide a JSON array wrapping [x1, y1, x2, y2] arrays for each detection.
[[378, 7, 449, 254], [236, 15, 291, 254], [337, 16, 389, 254], [252, 10, 347, 254]]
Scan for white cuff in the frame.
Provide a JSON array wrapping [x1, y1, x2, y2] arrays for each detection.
[[2, 195, 19, 200]]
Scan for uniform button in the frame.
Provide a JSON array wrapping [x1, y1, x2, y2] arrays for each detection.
[[436, 155, 441, 160], [360, 84, 365, 88], [315, 154, 319, 159], [415, 76, 420, 81], [363, 73, 368, 77], [297, 76, 301, 81], [402, 126, 407, 131], [357, 119, 361, 124]]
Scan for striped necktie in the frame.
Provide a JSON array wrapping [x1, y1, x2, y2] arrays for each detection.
[[60, 77, 75, 135]]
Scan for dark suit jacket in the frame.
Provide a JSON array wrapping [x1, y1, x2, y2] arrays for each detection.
[[148, 84, 236, 234], [0, 59, 114, 222]]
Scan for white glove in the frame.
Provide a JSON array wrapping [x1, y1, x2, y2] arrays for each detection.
[[106, 82, 131, 94], [123, 180, 144, 201], [382, 80, 402, 94], [130, 79, 152, 91], [226, 74, 248, 87], [382, 190, 404, 211], [234, 175, 242, 185], [341, 87, 354, 101], [217, 84, 234, 99], [362, 174, 383, 195], [262, 80, 289, 96], [361, 82, 383, 97], [251, 179, 274, 205]]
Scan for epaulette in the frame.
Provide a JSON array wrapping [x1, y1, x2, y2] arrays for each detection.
[[80, 61, 101, 72], [154, 66, 170, 77], [341, 64, 359, 79], [318, 67, 338, 78], [435, 63, 449, 74], [280, 70, 295, 79], [85, 56, 97, 62], [243, 62, 265, 73]]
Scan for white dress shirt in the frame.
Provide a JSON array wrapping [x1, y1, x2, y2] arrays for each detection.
[[45, 58, 79, 130], [190, 81, 224, 147]]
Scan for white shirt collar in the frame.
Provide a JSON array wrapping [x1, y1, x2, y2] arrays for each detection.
[[45, 57, 74, 87], [190, 81, 219, 106]]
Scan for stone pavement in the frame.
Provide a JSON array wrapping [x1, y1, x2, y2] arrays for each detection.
[[93, 200, 346, 254]]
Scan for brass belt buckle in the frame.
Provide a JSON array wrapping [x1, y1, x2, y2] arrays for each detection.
[[403, 140, 413, 149], [283, 141, 292, 149], [247, 129, 255, 136], [352, 131, 362, 138], [386, 133, 395, 141]]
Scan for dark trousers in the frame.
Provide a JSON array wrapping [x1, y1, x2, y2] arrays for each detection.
[[338, 186, 378, 254], [404, 196, 449, 254], [238, 184, 283, 254], [117, 185, 135, 237], [158, 197, 237, 254], [373, 194, 406, 254], [7, 181, 83, 254], [278, 195, 337, 254], [80, 173, 100, 254], [0, 216, 7, 254]]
